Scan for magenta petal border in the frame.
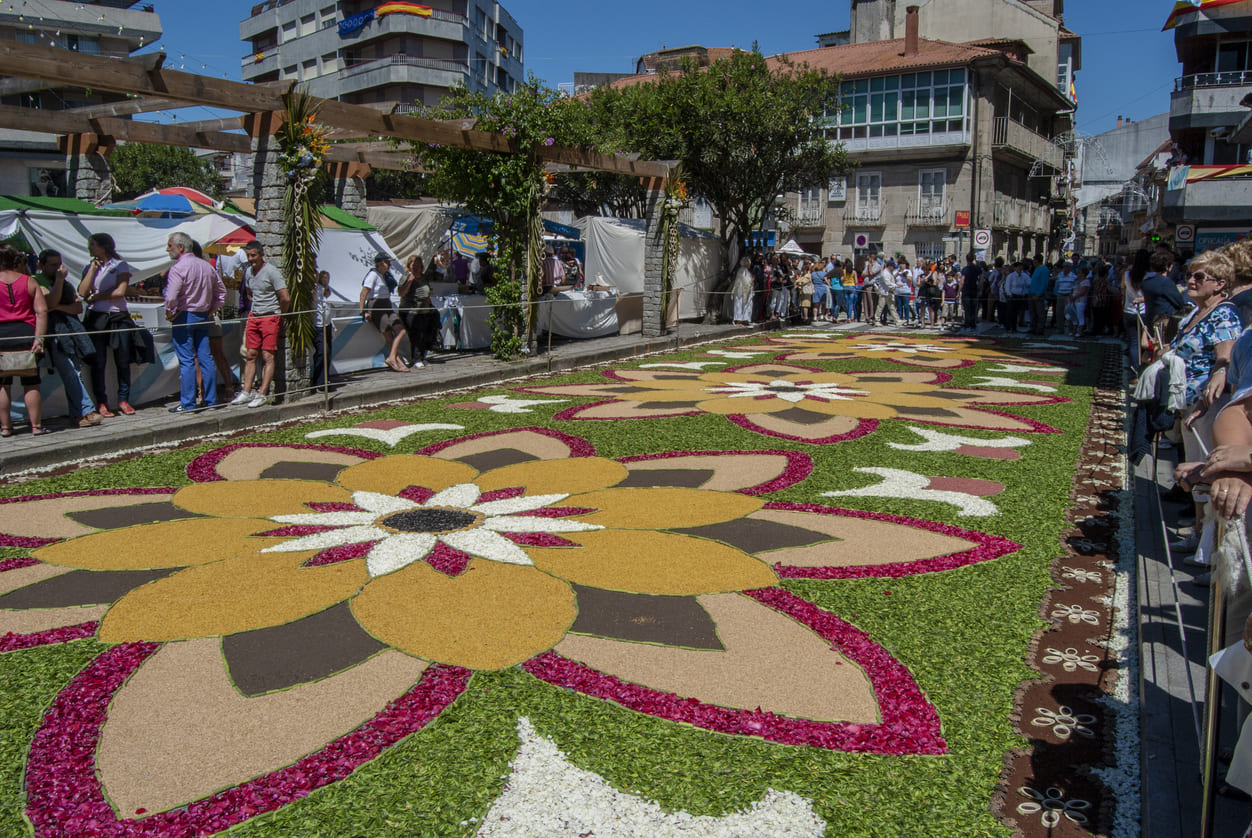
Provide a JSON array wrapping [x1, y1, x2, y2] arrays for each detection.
[[0, 556, 38, 572], [185, 443, 382, 483], [764, 502, 1020, 579], [0, 622, 98, 654], [617, 449, 814, 496], [522, 587, 945, 755], [24, 644, 472, 838], [417, 426, 597, 458]]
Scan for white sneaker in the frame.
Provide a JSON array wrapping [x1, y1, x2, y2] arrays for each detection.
[[230, 390, 254, 406], [247, 393, 270, 409], [412, 360, 426, 369]]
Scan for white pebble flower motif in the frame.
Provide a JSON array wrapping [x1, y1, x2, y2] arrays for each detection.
[[1031, 706, 1097, 740], [1016, 786, 1091, 827], [1041, 647, 1101, 673], [849, 341, 953, 355], [705, 379, 868, 404], [1051, 604, 1101, 625], [1061, 566, 1103, 584], [260, 484, 604, 578]]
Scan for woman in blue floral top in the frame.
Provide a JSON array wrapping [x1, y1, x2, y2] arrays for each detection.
[[1170, 249, 1240, 534]]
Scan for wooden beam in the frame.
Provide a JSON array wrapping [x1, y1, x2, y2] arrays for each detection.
[[65, 97, 185, 119], [536, 146, 672, 179], [89, 118, 253, 154], [166, 115, 249, 134], [0, 104, 94, 136]]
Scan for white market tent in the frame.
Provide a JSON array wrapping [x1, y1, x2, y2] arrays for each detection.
[[576, 216, 721, 321]]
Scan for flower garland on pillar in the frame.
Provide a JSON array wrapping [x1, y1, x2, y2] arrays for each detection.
[[275, 91, 328, 356], [658, 169, 688, 323]]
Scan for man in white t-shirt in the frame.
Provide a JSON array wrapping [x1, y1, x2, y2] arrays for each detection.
[[872, 259, 900, 325]]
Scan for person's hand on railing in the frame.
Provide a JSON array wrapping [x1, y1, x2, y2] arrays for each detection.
[[1200, 444, 1252, 479], [1212, 474, 1252, 519]]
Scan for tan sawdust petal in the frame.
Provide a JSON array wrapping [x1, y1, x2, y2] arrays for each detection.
[[0, 493, 176, 540], [336, 455, 477, 496], [474, 458, 628, 496], [0, 562, 73, 596], [740, 412, 864, 440], [33, 518, 279, 572], [554, 592, 879, 723], [747, 509, 977, 568], [566, 487, 762, 529], [531, 530, 777, 595], [351, 560, 576, 670], [98, 552, 369, 643], [623, 454, 792, 493], [173, 480, 350, 519], [429, 430, 582, 463], [213, 448, 367, 482], [96, 638, 428, 818], [0, 604, 107, 635]]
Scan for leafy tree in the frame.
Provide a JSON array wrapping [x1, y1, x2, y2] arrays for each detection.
[[412, 80, 597, 359], [589, 51, 848, 267], [107, 142, 222, 200], [366, 168, 428, 202]]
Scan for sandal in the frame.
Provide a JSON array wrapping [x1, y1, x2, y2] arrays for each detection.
[[0, 427, 11, 438], [30, 426, 48, 436]]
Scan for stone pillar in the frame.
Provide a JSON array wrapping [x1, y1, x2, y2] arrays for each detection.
[[62, 134, 113, 204], [642, 182, 666, 338], [331, 162, 370, 221]]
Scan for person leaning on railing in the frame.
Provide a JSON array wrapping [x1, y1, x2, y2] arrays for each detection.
[[34, 249, 100, 428], [0, 244, 48, 436], [78, 232, 134, 418]]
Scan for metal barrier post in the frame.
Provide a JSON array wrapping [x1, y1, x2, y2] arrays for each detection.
[[1199, 571, 1225, 838]]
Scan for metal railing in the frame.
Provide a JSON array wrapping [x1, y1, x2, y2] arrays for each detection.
[[1175, 70, 1252, 91], [844, 203, 884, 224], [340, 54, 469, 78], [794, 207, 825, 227], [906, 201, 949, 225]]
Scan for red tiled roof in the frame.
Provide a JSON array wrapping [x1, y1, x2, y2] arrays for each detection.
[[775, 38, 1003, 79]]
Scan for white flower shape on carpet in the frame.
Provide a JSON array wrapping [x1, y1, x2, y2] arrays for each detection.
[[849, 341, 954, 355], [262, 486, 604, 578], [705, 378, 869, 404]]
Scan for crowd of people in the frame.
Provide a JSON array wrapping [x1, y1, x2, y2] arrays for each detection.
[[727, 248, 1138, 337], [0, 233, 504, 434]]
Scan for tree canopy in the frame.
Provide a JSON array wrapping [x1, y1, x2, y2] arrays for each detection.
[[107, 142, 222, 201], [588, 51, 848, 262]]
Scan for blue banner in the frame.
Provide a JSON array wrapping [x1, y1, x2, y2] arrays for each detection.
[[339, 9, 375, 36]]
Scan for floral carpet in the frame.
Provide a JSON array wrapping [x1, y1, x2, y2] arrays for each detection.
[[0, 331, 1125, 837]]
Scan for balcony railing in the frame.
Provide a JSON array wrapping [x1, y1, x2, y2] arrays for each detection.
[[793, 206, 825, 227], [992, 117, 1064, 171], [906, 200, 949, 226], [992, 197, 1050, 233], [1175, 70, 1252, 91], [340, 54, 469, 79], [844, 203, 885, 225]]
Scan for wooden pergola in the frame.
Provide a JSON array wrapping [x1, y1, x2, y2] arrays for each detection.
[[0, 39, 676, 343]]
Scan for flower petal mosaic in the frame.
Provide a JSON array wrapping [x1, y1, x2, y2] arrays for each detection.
[[0, 331, 1117, 838]]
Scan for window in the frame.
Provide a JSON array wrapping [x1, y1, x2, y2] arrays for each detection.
[[300, 14, 315, 35], [856, 172, 882, 217], [919, 168, 946, 215], [1218, 41, 1250, 73], [282, 65, 297, 80], [831, 69, 968, 141], [475, 7, 487, 39], [281, 21, 297, 42], [827, 176, 847, 204], [302, 59, 317, 80], [66, 36, 100, 55], [798, 186, 823, 224], [476, 52, 488, 86], [915, 240, 945, 263]]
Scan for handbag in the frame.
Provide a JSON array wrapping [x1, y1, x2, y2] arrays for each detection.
[[0, 349, 38, 377]]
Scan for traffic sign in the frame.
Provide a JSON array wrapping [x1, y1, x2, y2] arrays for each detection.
[[1175, 224, 1196, 245], [973, 229, 992, 248], [853, 233, 868, 248]]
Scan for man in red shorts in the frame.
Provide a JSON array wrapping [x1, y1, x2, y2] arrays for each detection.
[[230, 240, 290, 408]]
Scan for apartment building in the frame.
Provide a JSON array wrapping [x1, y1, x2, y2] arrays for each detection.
[[241, 0, 523, 112], [1161, 0, 1252, 251], [0, 0, 162, 196], [783, 0, 1078, 263]]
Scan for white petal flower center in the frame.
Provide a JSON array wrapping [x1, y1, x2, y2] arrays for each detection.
[[261, 481, 604, 578], [706, 380, 867, 404]]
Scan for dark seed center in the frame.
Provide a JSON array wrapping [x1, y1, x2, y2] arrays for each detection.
[[380, 508, 478, 534]]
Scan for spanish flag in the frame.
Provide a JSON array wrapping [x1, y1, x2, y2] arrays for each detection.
[[1164, 0, 1249, 30], [377, 1, 433, 17]]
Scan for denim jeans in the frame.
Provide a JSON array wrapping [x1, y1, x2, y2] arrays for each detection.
[[47, 346, 93, 417], [171, 311, 214, 408]]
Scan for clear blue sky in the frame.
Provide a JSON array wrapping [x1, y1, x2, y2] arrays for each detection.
[[138, 0, 1178, 139]]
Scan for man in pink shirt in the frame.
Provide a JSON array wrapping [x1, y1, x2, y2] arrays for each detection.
[[164, 232, 226, 412]]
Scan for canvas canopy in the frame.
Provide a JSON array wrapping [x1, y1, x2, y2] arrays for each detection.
[[576, 216, 721, 320]]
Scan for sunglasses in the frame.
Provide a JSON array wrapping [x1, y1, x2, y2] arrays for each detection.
[[1189, 270, 1220, 283]]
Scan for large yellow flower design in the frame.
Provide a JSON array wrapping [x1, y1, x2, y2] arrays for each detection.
[[743, 333, 1030, 369], [31, 455, 776, 670]]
